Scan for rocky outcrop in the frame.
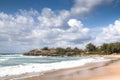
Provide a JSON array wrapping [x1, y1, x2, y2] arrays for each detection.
[[23, 48, 82, 56], [23, 48, 58, 56]]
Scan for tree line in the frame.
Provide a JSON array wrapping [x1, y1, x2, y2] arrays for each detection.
[[86, 42, 120, 55], [25, 42, 120, 56], [48, 42, 120, 55]]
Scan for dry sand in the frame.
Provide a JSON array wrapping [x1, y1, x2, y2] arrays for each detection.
[[17, 55, 120, 80]]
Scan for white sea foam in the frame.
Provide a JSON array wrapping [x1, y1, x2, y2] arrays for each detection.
[[0, 56, 16, 62], [0, 58, 9, 62], [0, 54, 41, 62], [21, 55, 45, 58], [0, 57, 110, 77]]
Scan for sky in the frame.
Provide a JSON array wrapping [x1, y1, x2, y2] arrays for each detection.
[[0, 0, 120, 53]]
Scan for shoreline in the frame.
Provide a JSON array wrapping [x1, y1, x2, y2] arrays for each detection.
[[16, 55, 120, 80], [1, 55, 120, 80]]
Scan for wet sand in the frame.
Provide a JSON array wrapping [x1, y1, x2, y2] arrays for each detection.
[[16, 55, 120, 80]]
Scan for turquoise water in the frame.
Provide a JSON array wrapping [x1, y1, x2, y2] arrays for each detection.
[[0, 54, 109, 77], [0, 54, 81, 67]]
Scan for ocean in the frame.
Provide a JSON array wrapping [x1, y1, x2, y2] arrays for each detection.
[[0, 54, 110, 78]]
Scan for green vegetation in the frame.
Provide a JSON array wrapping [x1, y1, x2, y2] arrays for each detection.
[[24, 42, 120, 56], [86, 43, 97, 52], [86, 42, 120, 55], [55, 47, 83, 56], [98, 42, 120, 55], [42, 47, 49, 50]]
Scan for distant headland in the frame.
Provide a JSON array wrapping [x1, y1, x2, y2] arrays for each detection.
[[23, 42, 120, 56]]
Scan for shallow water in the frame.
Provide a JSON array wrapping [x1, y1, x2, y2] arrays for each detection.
[[0, 54, 110, 77]]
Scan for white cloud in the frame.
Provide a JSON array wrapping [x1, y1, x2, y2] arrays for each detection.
[[94, 19, 120, 45], [0, 0, 113, 53], [29, 19, 91, 49], [70, 0, 112, 15], [67, 19, 83, 28], [38, 8, 70, 28]]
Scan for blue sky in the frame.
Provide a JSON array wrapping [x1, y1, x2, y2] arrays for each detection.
[[0, 0, 120, 53], [1, 0, 120, 27], [0, 0, 73, 13]]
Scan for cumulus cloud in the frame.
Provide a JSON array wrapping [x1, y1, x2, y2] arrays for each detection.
[[0, 0, 113, 53], [30, 19, 91, 48], [0, 11, 91, 53], [71, 0, 112, 16], [94, 19, 120, 45]]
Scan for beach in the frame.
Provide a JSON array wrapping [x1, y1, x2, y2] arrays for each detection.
[[17, 55, 120, 80]]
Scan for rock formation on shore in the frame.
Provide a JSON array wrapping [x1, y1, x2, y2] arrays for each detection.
[[23, 47, 81, 56], [24, 42, 120, 56]]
